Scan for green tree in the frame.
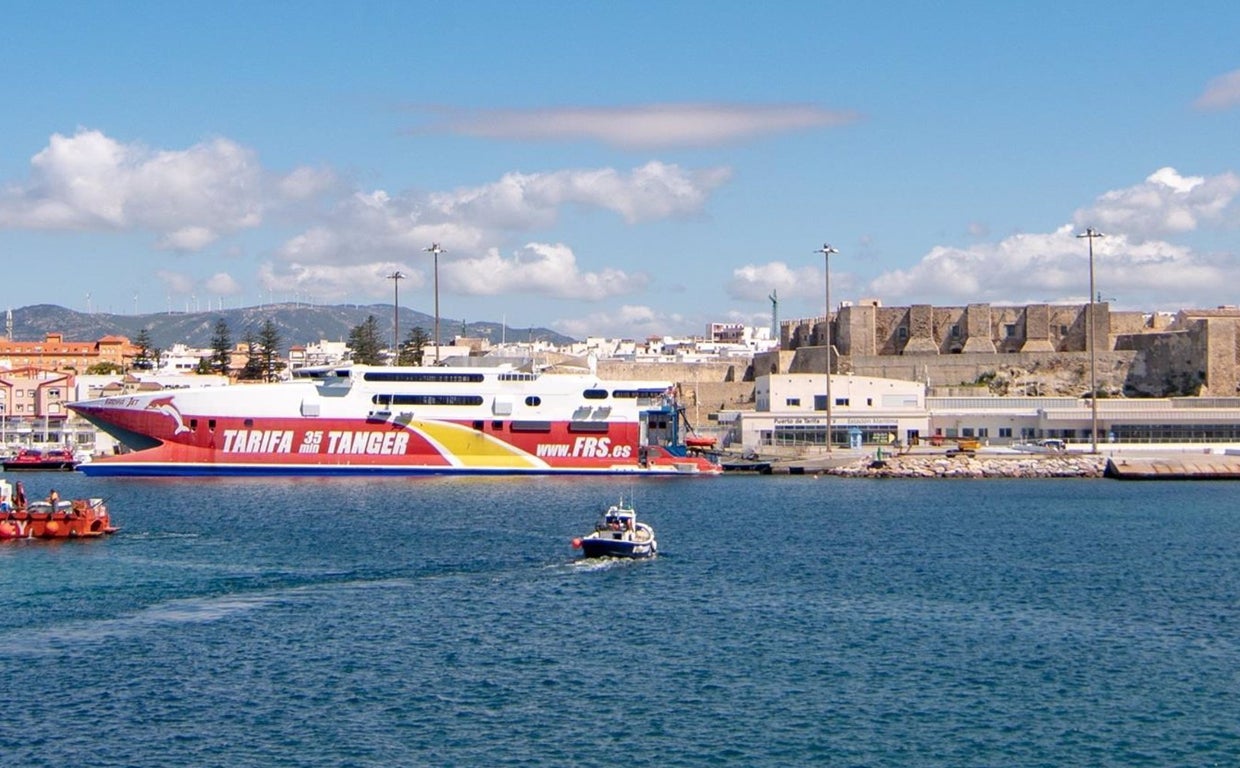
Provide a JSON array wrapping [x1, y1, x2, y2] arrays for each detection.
[[399, 326, 430, 366], [238, 330, 265, 380], [86, 361, 124, 375], [347, 315, 385, 365], [133, 328, 155, 370], [210, 317, 233, 376], [258, 318, 283, 381]]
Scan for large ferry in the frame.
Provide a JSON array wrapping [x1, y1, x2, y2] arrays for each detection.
[[68, 363, 721, 477]]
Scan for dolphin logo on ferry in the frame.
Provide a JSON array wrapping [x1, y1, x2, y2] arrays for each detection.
[[146, 395, 191, 435]]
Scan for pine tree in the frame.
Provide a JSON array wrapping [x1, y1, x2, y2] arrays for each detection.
[[258, 318, 283, 381], [238, 330, 265, 380], [133, 328, 154, 370], [347, 315, 384, 365], [210, 317, 232, 376], [399, 326, 430, 366]]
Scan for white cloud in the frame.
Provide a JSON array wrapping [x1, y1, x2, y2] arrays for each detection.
[[204, 272, 242, 295], [553, 304, 689, 339], [416, 103, 860, 150], [258, 261, 425, 303], [158, 226, 218, 251], [1074, 167, 1240, 240], [155, 269, 195, 295], [441, 242, 647, 300], [868, 225, 1225, 308], [0, 129, 336, 251], [428, 162, 732, 226], [271, 163, 728, 301], [1194, 69, 1240, 111], [727, 260, 861, 304]]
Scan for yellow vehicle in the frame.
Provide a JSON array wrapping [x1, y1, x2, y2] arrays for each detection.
[[954, 438, 981, 451]]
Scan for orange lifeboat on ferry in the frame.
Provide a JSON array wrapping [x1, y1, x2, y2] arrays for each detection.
[[684, 436, 717, 449]]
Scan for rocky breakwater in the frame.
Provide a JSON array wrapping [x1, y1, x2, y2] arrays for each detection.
[[828, 453, 1107, 479]]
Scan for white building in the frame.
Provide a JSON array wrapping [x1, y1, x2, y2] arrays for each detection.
[[733, 373, 929, 451]]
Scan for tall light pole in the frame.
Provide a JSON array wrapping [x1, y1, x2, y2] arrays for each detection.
[[815, 243, 839, 454], [424, 242, 446, 363], [1076, 227, 1105, 454], [387, 271, 405, 366]]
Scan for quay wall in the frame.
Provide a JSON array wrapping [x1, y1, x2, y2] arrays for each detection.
[[827, 454, 1107, 479]]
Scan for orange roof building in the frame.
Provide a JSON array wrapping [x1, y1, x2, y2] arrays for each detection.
[[0, 332, 137, 373]]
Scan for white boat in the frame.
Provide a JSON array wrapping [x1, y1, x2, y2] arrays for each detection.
[[572, 499, 657, 559], [1012, 438, 1067, 453]]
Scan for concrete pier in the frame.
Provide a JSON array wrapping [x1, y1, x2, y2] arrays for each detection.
[[1104, 455, 1240, 480]]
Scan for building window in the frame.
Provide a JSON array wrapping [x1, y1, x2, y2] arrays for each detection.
[[834, 397, 849, 406], [999, 427, 1012, 438], [1004, 324, 1017, 338], [897, 327, 908, 340], [785, 398, 800, 407], [951, 325, 960, 338], [963, 427, 975, 437], [978, 428, 989, 437]]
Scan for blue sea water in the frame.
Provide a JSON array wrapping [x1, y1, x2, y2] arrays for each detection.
[[1, 474, 1238, 767]]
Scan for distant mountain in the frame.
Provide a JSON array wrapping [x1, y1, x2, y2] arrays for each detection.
[[7, 304, 575, 352]]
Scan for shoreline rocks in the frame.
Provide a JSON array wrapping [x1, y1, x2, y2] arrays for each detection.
[[827, 454, 1107, 479]]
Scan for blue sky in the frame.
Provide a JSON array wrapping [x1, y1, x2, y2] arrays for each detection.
[[2, 1, 1239, 340]]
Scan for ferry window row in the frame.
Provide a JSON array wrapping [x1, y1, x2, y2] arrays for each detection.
[[364, 372, 485, 384], [372, 394, 484, 407]]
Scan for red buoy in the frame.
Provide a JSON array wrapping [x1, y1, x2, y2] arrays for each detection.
[[571, 537, 583, 549]]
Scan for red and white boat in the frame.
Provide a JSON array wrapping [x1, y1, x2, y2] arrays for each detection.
[[68, 363, 721, 477], [0, 480, 117, 540], [2, 447, 79, 471]]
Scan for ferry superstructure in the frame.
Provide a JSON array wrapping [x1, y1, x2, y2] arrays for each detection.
[[68, 364, 721, 477]]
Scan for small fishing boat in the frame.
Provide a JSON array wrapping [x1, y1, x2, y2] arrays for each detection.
[[571, 498, 657, 559], [0, 479, 117, 541], [2, 447, 78, 471]]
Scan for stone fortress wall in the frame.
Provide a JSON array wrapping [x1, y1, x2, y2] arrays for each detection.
[[772, 302, 1240, 398]]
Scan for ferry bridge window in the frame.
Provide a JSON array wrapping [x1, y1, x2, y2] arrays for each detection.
[[363, 371, 485, 384], [372, 394, 484, 406], [492, 421, 504, 431], [525, 396, 541, 406], [613, 389, 667, 400], [582, 389, 609, 400]]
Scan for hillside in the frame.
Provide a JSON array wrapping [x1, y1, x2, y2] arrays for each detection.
[[8, 304, 574, 352]]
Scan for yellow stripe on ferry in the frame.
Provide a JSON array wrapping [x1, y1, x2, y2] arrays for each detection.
[[409, 421, 548, 469]]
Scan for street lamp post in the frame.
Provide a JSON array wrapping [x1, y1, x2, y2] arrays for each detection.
[[815, 243, 839, 454], [387, 271, 405, 366], [1076, 227, 1105, 454], [424, 243, 447, 363]]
